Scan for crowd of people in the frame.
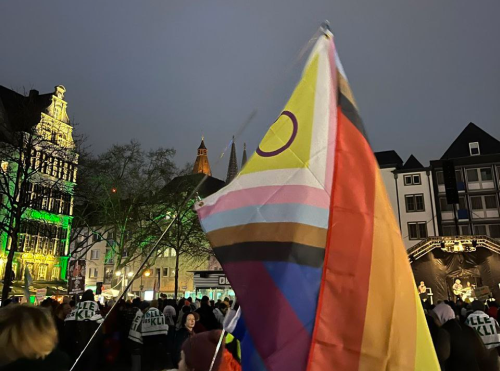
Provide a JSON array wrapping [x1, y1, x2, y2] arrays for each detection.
[[5, 289, 500, 371], [0, 291, 240, 371], [424, 298, 500, 370]]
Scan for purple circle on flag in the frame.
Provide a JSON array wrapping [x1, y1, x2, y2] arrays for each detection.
[[256, 110, 298, 158]]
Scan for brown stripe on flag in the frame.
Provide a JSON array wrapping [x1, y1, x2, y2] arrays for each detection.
[[213, 241, 325, 268], [207, 222, 327, 249]]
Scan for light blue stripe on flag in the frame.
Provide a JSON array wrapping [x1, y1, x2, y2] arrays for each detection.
[[200, 203, 329, 233]]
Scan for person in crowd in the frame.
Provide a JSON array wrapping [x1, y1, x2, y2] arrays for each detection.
[[177, 304, 192, 330], [196, 296, 220, 330], [431, 302, 498, 371], [163, 299, 177, 327], [487, 300, 499, 319], [177, 298, 187, 314], [129, 300, 169, 371], [64, 289, 104, 371], [173, 312, 196, 367], [0, 304, 71, 371], [54, 302, 72, 345], [187, 297, 196, 312], [214, 302, 227, 327], [69, 300, 76, 310], [210, 300, 215, 308], [195, 298, 201, 310], [179, 330, 240, 371], [193, 312, 207, 333], [466, 300, 500, 350]]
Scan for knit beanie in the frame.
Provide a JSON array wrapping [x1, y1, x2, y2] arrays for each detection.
[[182, 330, 225, 371]]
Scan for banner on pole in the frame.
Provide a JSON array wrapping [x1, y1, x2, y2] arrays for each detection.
[[68, 260, 86, 295]]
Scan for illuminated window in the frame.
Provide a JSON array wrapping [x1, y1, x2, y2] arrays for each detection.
[[469, 142, 480, 156], [1, 161, 8, 172], [51, 266, 60, 280], [38, 264, 48, 280]]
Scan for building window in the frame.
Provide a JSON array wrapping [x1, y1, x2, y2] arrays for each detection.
[[104, 267, 113, 284], [404, 174, 422, 186], [90, 250, 100, 260], [170, 248, 177, 257], [470, 196, 483, 210], [163, 268, 169, 277], [490, 225, 500, 238], [38, 264, 48, 280], [408, 222, 428, 240], [467, 168, 493, 183], [51, 266, 61, 281], [405, 194, 425, 212], [155, 268, 161, 278], [474, 225, 487, 235], [89, 268, 98, 278], [470, 195, 498, 211], [436, 171, 444, 185], [442, 225, 470, 236], [469, 142, 480, 156]]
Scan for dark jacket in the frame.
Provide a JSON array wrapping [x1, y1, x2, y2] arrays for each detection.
[[195, 304, 220, 331], [0, 348, 71, 371], [439, 319, 499, 371], [172, 327, 194, 367]]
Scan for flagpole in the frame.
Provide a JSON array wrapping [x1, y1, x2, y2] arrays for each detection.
[[209, 329, 226, 371]]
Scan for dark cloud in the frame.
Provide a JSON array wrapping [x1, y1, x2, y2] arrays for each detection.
[[1, 0, 499, 178]]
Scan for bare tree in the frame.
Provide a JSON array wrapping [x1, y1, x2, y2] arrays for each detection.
[[71, 141, 178, 277], [143, 174, 215, 299]]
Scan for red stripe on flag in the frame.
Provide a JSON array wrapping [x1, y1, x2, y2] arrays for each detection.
[[308, 108, 377, 371]]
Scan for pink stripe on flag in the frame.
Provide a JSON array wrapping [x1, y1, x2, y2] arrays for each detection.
[[197, 185, 330, 220]]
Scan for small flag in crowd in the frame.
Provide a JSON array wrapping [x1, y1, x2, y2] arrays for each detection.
[[196, 27, 439, 371]]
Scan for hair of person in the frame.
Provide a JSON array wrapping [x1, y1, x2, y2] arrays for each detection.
[[182, 312, 195, 327], [0, 305, 57, 364], [54, 303, 70, 319], [471, 300, 485, 312], [132, 297, 141, 308], [193, 312, 201, 321], [81, 289, 94, 302], [181, 305, 191, 314], [187, 297, 193, 303], [201, 296, 210, 303], [150, 300, 159, 309]]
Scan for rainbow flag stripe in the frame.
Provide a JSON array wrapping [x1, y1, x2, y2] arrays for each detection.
[[196, 31, 439, 371]]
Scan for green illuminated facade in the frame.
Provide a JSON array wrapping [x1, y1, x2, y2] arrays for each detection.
[[0, 85, 78, 294]]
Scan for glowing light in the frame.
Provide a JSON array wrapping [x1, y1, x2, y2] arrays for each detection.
[[144, 270, 151, 277], [127, 272, 133, 277], [115, 271, 122, 277]]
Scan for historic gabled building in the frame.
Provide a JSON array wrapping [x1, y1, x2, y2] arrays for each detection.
[[375, 151, 438, 250], [431, 123, 500, 238], [0, 85, 78, 296]]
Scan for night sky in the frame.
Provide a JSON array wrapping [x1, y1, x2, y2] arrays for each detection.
[[2, 1, 499, 179]]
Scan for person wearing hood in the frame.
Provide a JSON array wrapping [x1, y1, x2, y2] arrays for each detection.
[[64, 290, 104, 371], [128, 300, 169, 371], [432, 302, 498, 371], [195, 296, 220, 331], [466, 300, 500, 350]]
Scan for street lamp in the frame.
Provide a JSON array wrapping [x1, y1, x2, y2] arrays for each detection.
[[127, 271, 134, 278], [115, 271, 122, 277], [144, 270, 151, 277]]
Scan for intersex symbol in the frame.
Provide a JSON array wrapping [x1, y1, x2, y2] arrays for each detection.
[[256, 110, 298, 157]]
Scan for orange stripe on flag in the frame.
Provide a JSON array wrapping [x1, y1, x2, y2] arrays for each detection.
[[308, 109, 377, 371]]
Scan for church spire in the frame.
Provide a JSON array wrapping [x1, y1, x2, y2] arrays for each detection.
[[241, 142, 248, 169], [226, 136, 238, 184], [193, 137, 212, 176]]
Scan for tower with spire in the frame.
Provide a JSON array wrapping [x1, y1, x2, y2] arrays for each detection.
[[193, 137, 212, 176], [226, 136, 239, 184]]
